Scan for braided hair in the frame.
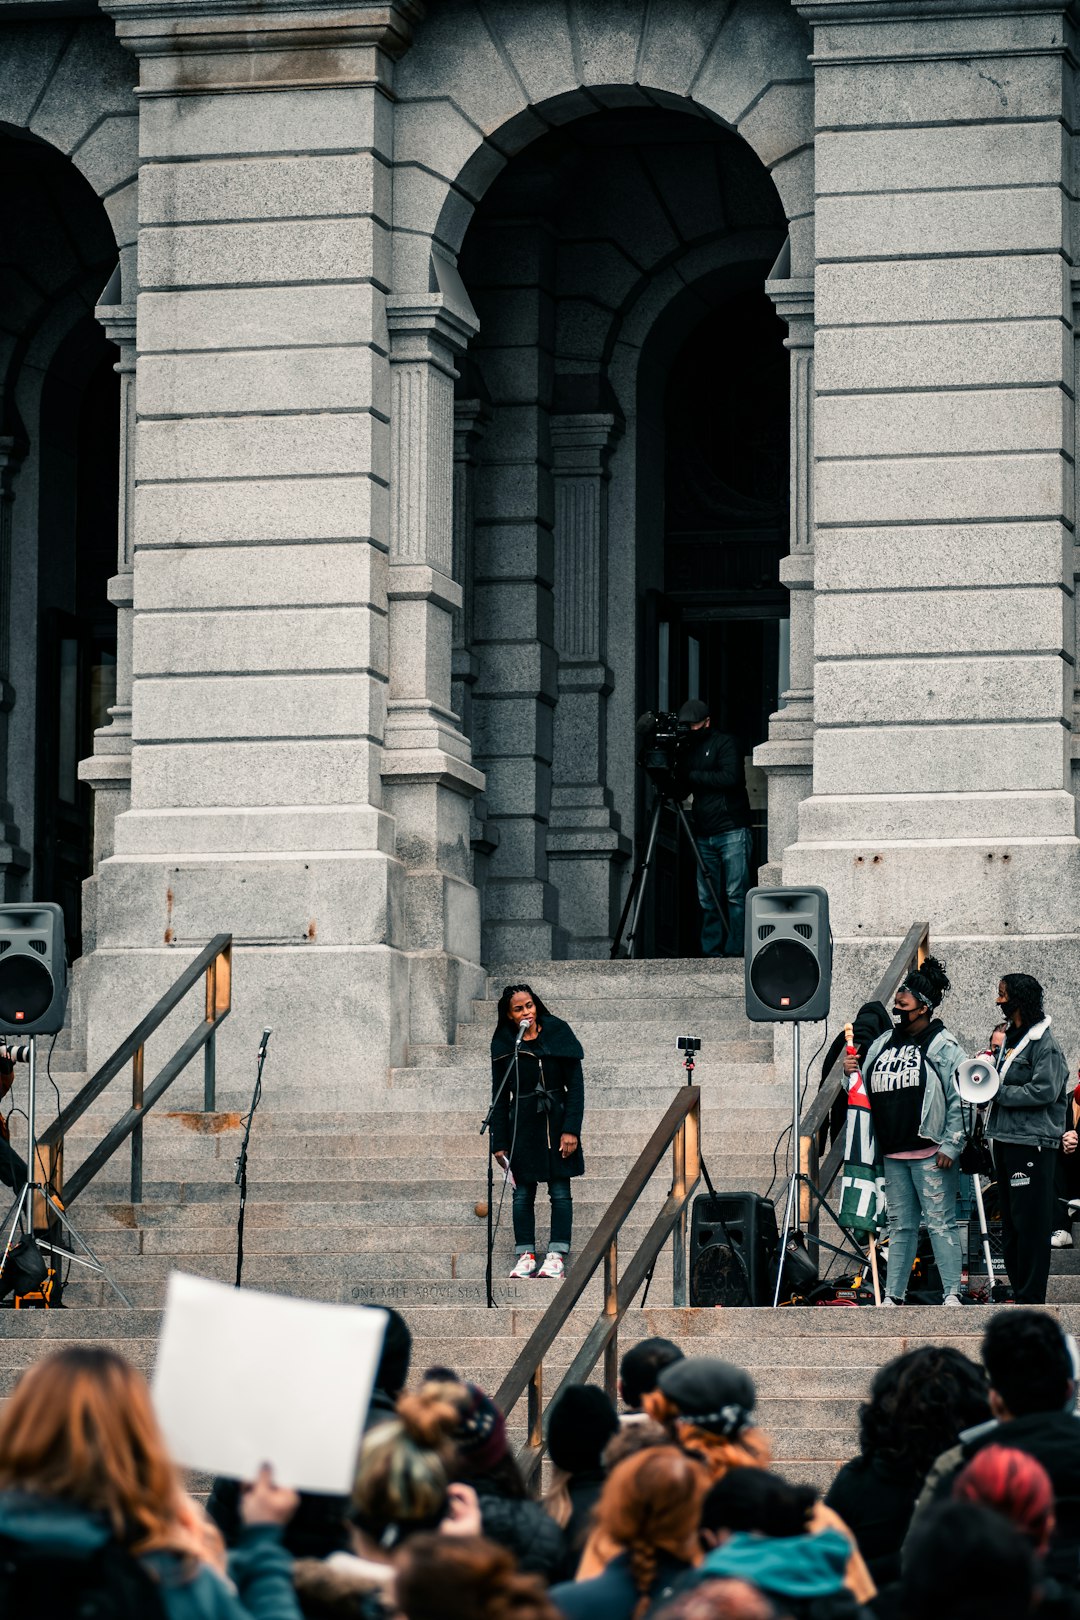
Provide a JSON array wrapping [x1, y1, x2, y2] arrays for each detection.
[[594, 1447, 708, 1620]]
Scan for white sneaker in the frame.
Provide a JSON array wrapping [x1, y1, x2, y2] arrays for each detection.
[[877, 1296, 899, 1307], [536, 1252, 565, 1280], [1051, 1229, 1074, 1249], [509, 1251, 537, 1279], [943, 1294, 963, 1306]]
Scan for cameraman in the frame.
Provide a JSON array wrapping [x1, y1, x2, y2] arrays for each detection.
[[676, 698, 753, 958]]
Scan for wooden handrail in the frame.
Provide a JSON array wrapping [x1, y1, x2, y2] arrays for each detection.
[[495, 1085, 701, 1489], [799, 920, 928, 1227], [38, 935, 232, 1205]]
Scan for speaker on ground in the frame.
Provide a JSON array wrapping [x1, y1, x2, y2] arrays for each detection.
[[0, 903, 68, 1035], [744, 886, 831, 1023], [690, 1192, 779, 1308]]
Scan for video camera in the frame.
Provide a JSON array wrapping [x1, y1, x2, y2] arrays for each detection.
[[634, 709, 693, 796]]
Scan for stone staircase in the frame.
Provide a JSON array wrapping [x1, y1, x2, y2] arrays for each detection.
[[2, 956, 1080, 1494]]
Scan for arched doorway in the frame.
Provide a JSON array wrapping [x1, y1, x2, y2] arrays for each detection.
[[640, 288, 790, 957], [1, 126, 120, 953], [452, 102, 789, 961]]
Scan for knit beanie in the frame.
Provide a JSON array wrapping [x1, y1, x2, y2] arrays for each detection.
[[451, 1383, 508, 1473], [546, 1384, 619, 1475]]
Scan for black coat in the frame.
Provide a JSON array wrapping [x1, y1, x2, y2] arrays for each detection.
[[490, 1016, 585, 1183], [677, 728, 751, 837]]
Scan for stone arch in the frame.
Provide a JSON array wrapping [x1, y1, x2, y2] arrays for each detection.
[[0, 19, 139, 301], [391, 0, 814, 294]]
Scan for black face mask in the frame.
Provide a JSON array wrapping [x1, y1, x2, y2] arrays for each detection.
[[999, 998, 1017, 1020], [893, 1004, 920, 1027]]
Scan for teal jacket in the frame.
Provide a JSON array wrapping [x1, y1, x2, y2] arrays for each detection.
[[862, 1022, 968, 1158], [699, 1527, 852, 1598], [0, 1491, 303, 1620]]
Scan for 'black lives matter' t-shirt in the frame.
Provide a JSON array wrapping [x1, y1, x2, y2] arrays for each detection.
[[867, 1019, 944, 1156]]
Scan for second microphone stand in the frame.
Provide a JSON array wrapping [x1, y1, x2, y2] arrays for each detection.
[[234, 1027, 271, 1289]]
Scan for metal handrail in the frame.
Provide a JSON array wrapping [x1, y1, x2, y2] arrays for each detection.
[[798, 920, 928, 1229], [494, 1085, 701, 1489], [38, 934, 232, 1205]]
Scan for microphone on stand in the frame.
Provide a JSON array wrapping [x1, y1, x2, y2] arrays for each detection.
[[514, 1016, 532, 1049]]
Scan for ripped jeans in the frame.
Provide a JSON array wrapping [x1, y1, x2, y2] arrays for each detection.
[[883, 1154, 962, 1301]]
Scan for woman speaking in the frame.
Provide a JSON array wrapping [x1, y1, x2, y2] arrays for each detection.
[[490, 984, 585, 1281]]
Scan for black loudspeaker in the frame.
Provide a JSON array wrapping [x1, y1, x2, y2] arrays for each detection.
[[0, 903, 68, 1034], [744, 886, 831, 1022], [690, 1192, 779, 1307]]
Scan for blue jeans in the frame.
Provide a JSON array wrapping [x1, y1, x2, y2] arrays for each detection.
[[883, 1155, 962, 1300], [512, 1180, 572, 1255], [695, 827, 753, 957]]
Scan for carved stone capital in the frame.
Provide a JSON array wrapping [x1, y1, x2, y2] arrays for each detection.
[[104, 0, 423, 91]]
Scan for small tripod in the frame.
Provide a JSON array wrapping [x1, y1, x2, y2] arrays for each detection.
[[611, 787, 728, 959], [0, 1035, 130, 1306]]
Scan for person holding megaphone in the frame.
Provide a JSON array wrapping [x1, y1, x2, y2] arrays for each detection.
[[844, 956, 967, 1307], [985, 974, 1069, 1305]]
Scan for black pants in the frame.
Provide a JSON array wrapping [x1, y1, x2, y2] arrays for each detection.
[[0, 1134, 27, 1195], [1056, 1141, 1080, 1229], [995, 1141, 1056, 1304]]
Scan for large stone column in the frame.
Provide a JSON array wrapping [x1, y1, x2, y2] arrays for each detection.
[[787, 0, 1080, 1052], [755, 260, 815, 871], [546, 412, 629, 957], [88, 0, 423, 1101], [79, 291, 136, 938], [383, 292, 484, 1042], [0, 439, 29, 898], [470, 221, 559, 962]]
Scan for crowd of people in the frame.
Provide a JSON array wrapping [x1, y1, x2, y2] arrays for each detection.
[[1, 1306, 1079, 1618]]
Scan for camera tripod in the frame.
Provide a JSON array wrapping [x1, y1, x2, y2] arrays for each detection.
[[611, 786, 728, 959], [0, 1035, 130, 1305]]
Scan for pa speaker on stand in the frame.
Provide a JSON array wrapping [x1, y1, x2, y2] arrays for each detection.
[[742, 887, 861, 1305]]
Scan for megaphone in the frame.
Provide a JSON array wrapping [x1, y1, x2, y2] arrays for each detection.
[[956, 1056, 1000, 1105]]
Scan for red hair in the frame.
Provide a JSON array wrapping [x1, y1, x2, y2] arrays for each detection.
[[953, 1445, 1055, 1554], [596, 1446, 708, 1620], [0, 1346, 202, 1559]]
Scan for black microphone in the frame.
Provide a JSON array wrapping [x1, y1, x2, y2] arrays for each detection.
[[258, 1027, 272, 1053], [514, 1017, 532, 1049]]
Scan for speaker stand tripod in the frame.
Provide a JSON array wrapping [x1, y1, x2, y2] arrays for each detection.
[[611, 787, 728, 960], [771, 1021, 870, 1308], [0, 1036, 130, 1306]]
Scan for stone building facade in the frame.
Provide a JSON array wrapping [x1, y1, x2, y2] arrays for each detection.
[[2, 0, 1079, 1096]]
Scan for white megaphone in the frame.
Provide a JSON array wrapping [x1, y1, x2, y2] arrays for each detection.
[[955, 1056, 1001, 1104]]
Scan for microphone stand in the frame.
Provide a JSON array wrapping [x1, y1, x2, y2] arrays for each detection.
[[481, 1032, 526, 1309], [234, 1027, 271, 1289]]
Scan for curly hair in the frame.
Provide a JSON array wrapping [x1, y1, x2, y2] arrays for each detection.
[[596, 1447, 708, 1620], [1000, 973, 1045, 1032], [857, 1346, 989, 1485], [395, 1534, 561, 1620], [903, 954, 950, 1010]]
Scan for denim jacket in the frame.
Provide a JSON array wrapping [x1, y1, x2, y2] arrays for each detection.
[[987, 1018, 1069, 1150], [863, 1023, 968, 1158]]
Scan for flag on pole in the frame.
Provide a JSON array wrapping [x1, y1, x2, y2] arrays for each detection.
[[837, 1029, 886, 1236]]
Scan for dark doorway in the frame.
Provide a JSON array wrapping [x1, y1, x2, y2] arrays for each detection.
[[639, 290, 789, 956], [36, 345, 119, 956]]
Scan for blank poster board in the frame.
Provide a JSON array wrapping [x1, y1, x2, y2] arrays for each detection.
[[153, 1272, 387, 1494]]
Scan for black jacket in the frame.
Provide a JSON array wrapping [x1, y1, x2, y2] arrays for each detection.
[[930, 1411, 1080, 1585], [552, 1549, 693, 1620], [490, 1015, 585, 1183], [679, 728, 751, 837], [825, 1453, 921, 1589]]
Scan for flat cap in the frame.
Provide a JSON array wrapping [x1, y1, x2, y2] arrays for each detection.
[[657, 1356, 756, 1436]]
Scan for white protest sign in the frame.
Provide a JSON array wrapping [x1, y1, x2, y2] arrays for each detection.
[[152, 1272, 387, 1494]]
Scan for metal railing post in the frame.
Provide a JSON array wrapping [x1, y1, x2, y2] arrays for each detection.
[[131, 1043, 144, 1203], [527, 1363, 543, 1452], [204, 1029, 216, 1112], [603, 1236, 618, 1401], [672, 1117, 688, 1306]]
